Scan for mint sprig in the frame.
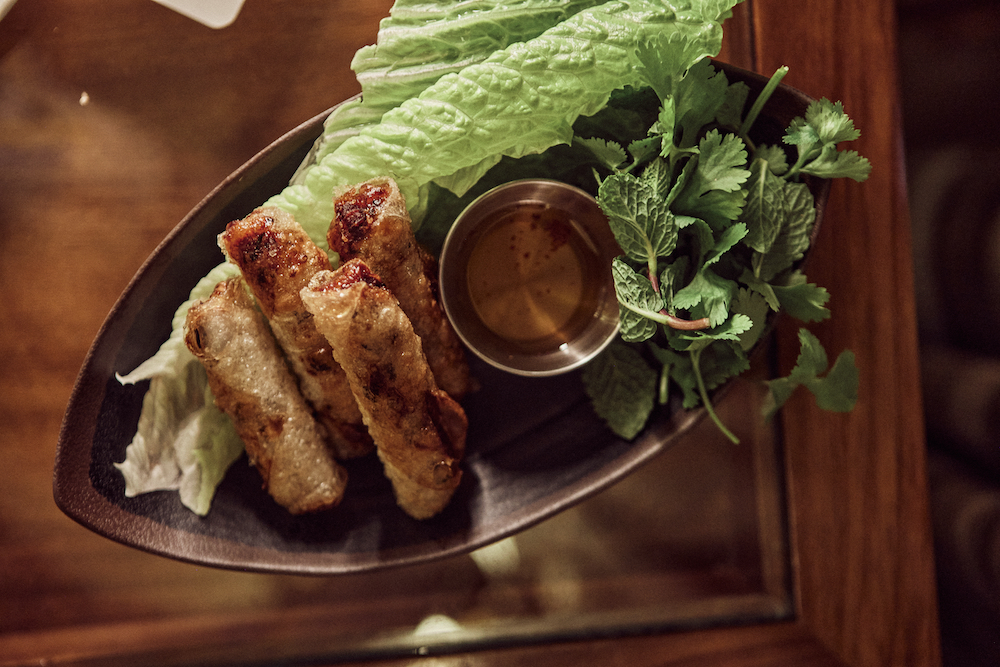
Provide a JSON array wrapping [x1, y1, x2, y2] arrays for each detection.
[[579, 60, 868, 443]]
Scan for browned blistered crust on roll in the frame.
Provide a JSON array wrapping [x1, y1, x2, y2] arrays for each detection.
[[328, 178, 473, 400], [220, 206, 373, 460], [300, 259, 467, 520], [183, 276, 347, 515]]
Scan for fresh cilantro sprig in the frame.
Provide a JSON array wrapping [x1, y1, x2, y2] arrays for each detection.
[[579, 57, 869, 443]]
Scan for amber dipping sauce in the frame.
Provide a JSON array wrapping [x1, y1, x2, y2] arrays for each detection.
[[465, 203, 602, 353], [439, 179, 621, 376]]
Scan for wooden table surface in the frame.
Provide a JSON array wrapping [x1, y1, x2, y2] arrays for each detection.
[[0, 1, 939, 665]]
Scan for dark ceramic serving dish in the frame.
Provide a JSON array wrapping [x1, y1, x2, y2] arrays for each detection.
[[53, 62, 829, 575]]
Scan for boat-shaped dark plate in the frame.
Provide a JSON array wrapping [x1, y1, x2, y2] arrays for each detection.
[[53, 62, 829, 575]]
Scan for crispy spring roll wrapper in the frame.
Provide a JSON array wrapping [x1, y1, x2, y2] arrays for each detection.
[[301, 259, 467, 520], [184, 277, 348, 515], [220, 206, 373, 460], [328, 177, 472, 400]]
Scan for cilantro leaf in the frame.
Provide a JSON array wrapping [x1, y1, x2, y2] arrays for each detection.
[[673, 58, 733, 148], [784, 98, 871, 183], [673, 268, 737, 327], [671, 224, 745, 326], [678, 314, 753, 352], [716, 80, 750, 129], [799, 146, 872, 181], [634, 32, 719, 103], [706, 221, 748, 265], [628, 136, 663, 168], [670, 129, 750, 229], [681, 216, 716, 261], [582, 341, 658, 440], [732, 288, 770, 351], [739, 267, 780, 311], [804, 98, 861, 144], [754, 144, 790, 175], [653, 97, 677, 144], [762, 329, 859, 420], [772, 271, 831, 322], [575, 136, 628, 171]]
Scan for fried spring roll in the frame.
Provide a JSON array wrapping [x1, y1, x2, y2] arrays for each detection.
[[328, 178, 472, 400], [220, 206, 373, 460], [184, 277, 348, 514], [300, 259, 467, 520]]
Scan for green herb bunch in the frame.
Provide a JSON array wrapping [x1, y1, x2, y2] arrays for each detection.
[[580, 52, 871, 443]]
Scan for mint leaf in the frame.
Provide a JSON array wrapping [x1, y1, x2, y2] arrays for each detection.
[[741, 158, 787, 253], [582, 341, 658, 440], [670, 129, 750, 229], [762, 329, 859, 420], [612, 257, 665, 343], [598, 171, 678, 265], [639, 155, 673, 196], [751, 179, 816, 280]]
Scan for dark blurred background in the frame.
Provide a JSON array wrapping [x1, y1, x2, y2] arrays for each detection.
[[898, 0, 1000, 664]]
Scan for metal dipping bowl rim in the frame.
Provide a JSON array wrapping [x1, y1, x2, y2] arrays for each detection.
[[438, 178, 622, 377]]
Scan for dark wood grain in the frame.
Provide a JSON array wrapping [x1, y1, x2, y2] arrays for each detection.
[[751, 1, 941, 665]]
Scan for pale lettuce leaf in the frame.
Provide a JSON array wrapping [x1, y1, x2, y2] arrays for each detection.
[[115, 360, 243, 516], [115, 261, 243, 515]]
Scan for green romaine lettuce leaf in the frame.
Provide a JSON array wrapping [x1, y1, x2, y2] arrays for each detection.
[[352, 0, 604, 114], [268, 0, 739, 243], [307, 0, 605, 165]]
